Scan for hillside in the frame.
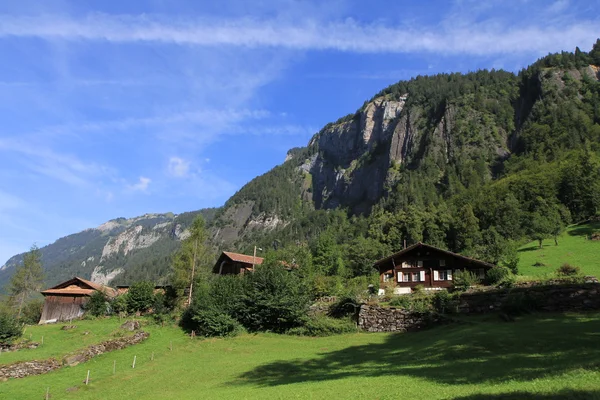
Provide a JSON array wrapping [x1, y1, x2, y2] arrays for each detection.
[[2, 40, 600, 288], [518, 221, 600, 278], [3, 313, 600, 399], [0, 209, 217, 291]]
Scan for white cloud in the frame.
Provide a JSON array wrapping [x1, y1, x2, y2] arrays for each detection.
[[128, 176, 151, 192], [0, 13, 597, 55], [168, 157, 191, 178]]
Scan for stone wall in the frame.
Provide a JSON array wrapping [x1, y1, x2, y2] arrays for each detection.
[[358, 305, 443, 332], [0, 330, 149, 380], [457, 283, 600, 314], [359, 283, 600, 333]]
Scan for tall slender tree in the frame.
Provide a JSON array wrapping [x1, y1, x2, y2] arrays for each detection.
[[170, 216, 211, 305], [9, 245, 44, 318]]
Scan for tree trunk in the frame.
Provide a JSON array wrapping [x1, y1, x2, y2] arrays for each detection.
[[538, 239, 543, 249], [554, 236, 558, 246], [17, 291, 26, 319]]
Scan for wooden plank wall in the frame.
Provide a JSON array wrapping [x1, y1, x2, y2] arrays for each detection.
[[39, 295, 87, 323]]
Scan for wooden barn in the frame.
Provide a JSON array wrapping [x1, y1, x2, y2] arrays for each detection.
[[373, 242, 495, 294], [212, 251, 264, 275], [39, 277, 117, 324]]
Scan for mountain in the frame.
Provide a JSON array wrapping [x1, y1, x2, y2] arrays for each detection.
[[3, 40, 600, 289], [0, 209, 217, 291], [210, 42, 600, 252]]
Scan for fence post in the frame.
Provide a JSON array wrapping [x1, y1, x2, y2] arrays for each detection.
[[132, 355, 136, 369], [85, 370, 90, 385]]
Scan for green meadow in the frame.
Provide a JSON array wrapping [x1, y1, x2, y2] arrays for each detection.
[[517, 221, 600, 279], [2, 313, 600, 400]]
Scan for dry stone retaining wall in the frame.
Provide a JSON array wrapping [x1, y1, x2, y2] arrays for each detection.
[[359, 283, 600, 333], [0, 331, 149, 380]]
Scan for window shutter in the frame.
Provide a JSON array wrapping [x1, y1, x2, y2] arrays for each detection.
[[397, 272, 403, 282], [419, 271, 425, 282], [433, 270, 439, 281], [447, 270, 453, 281]]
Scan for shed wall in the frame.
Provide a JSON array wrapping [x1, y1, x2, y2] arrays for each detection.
[[39, 295, 88, 323]]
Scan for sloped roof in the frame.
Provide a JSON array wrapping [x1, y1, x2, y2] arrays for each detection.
[[373, 242, 495, 269], [41, 277, 118, 297], [222, 251, 264, 265]]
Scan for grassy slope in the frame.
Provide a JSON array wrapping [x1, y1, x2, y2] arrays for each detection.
[[517, 221, 600, 278], [3, 313, 600, 399]]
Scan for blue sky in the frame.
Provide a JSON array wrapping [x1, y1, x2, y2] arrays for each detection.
[[0, 0, 599, 264]]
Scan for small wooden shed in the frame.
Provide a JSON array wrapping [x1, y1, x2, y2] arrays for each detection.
[[39, 277, 117, 324]]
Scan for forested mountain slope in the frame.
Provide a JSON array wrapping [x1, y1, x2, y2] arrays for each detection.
[[3, 40, 600, 288], [0, 209, 217, 290]]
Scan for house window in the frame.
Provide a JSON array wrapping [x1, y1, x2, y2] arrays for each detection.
[[417, 260, 423, 268], [439, 259, 446, 267], [412, 272, 419, 282], [383, 273, 394, 282], [403, 273, 410, 282], [438, 270, 448, 280], [436, 270, 453, 281]]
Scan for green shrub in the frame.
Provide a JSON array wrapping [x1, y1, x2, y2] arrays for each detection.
[[190, 309, 244, 338], [126, 281, 155, 313], [328, 295, 360, 319], [433, 290, 459, 314], [388, 293, 433, 313], [0, 312, 23, 345], [86, 291, 110, 316], [19, 299, 44, 325], [111, 295, 128, 314], [288, 315, 356, 337], [486, 266, 513, 286], [557, 263, 581, 277], [453, 270, 479, 291], [237, 265, 310, 333]]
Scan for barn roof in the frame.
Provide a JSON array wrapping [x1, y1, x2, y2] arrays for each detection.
[[222, 251, 264, 265], [373, 242, 495, 270], [41, 277, 118, 297]]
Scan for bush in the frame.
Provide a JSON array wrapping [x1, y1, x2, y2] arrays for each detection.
[[486, 266, 513, 286], [433, 290, 459, 314], [86, 291, 110, 317], [19, 300, 44, 325], [111, 295, 128, 315], [453, 270, 479, 291], [0, 312, 23, 345], [557, 263, 581, 277], [190, 309, 244, 338], [328, 295, 360, 319], [237, 265, 310, 333], [388, 293, 433, 313], [287, 315, 356, 337], [127, 281, 155, 313]]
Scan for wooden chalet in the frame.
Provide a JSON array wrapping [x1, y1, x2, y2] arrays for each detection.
[[212, 251, 264, 275], [39, 277, 117, 324], [373, 242, 495, 294]]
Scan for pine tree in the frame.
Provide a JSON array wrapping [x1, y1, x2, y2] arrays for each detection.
[[9, 245, 44, 318]]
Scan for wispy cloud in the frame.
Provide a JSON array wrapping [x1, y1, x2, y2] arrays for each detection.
[[0, 137, 114, 187], [128, 176, 151, 192], [168, 157, 191, 178], [0, 13, 597, 55]]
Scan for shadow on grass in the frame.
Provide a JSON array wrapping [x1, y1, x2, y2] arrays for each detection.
[[567, 222, 600, 237], [453, 389, 600, 400], [518, 245, 542, 253], [231, 314, 600, 389]]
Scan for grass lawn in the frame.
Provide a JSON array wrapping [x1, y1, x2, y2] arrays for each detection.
[[518, 221, 600, 279], [0, 318, 127, 365], [2, 313, 600, 399]]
